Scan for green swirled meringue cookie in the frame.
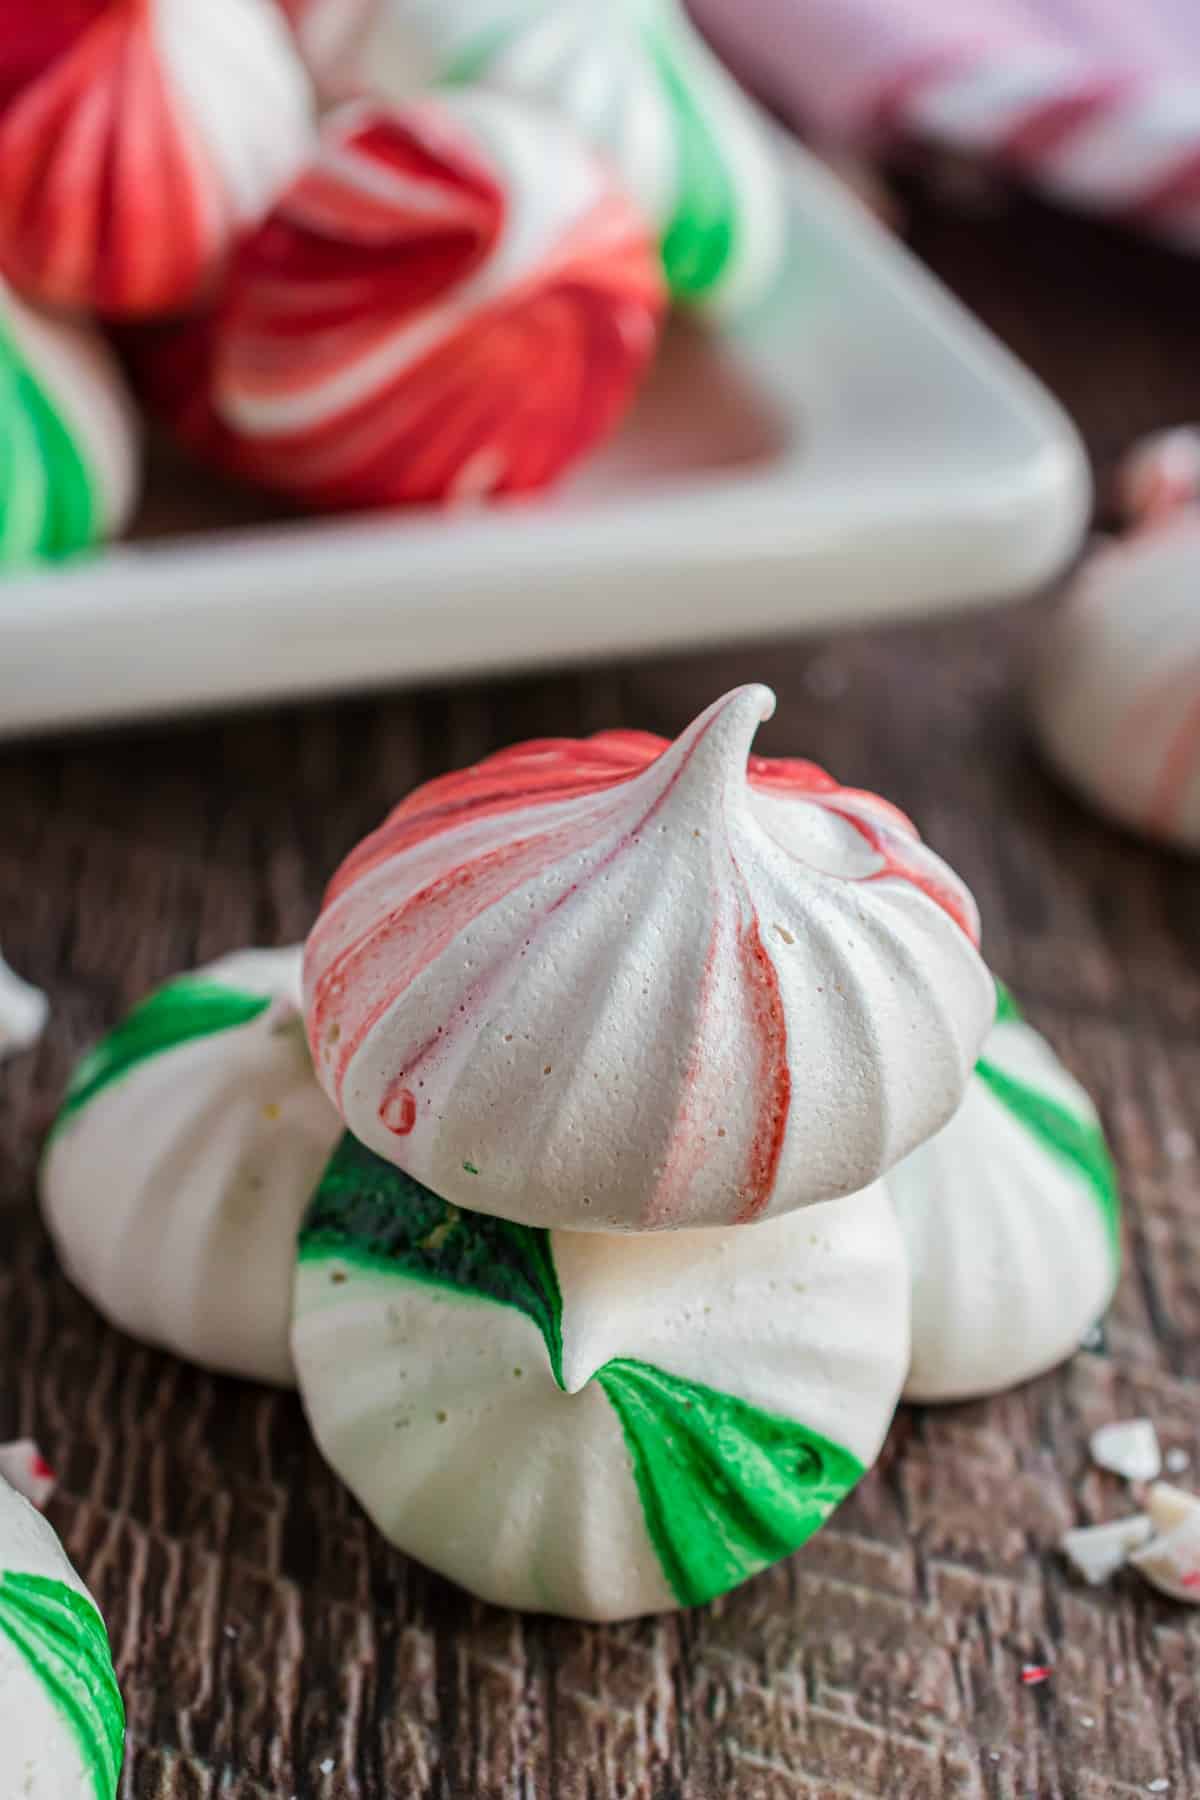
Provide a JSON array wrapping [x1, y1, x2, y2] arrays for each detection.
[[0, 1476, 124, 1800], [365, 0, 785, 311], [41, 947, 342, 1386], [0, 279, 140, 566], [292, 1136, 909, 1619], [892, 983, 1121, 1403]]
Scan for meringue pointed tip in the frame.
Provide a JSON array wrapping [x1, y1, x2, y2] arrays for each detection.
[[674, 683, 776, 773], [647, 685, 779, 812], [726, 683, 777, 728]]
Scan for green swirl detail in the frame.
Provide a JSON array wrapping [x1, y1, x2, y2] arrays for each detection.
[[0, 317, 97, 565], [644, 24, 739, 298], [597, 1358, 863, 1608], [301, 1136, 866, 1607], [992, 978, 1022, 1025], [0, 1573, 124, 1800], [53, 979, 273, 1132], [982, 978, 1120, 1259], [443, 20, 524, 84], [976, 1056, 1121, 1260], [299, 1133, 565, 1387]]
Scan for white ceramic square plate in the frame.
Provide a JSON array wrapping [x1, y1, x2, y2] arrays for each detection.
[[0, 135, 1090, 739]]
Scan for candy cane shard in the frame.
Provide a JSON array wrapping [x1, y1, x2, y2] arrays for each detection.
[[1061, 1514, 1152, 1587], [1091, 1419, 1163, 1485], [1131, 1484, 1200, 1603]]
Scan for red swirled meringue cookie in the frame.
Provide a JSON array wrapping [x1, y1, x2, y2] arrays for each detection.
[[0, 0, 315, 318], [305, 686, 995, 1233], [142, 90, 666, 508]]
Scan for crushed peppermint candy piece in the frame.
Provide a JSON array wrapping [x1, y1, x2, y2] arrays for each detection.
[[1130, 1484, 1200, 1604], [0, 953, 47, 1063], [0, 1439, 57, 1508], [1021, 1664, 1053, 1686], [1146, 1484, 1198, 1533], [1166, 1449, 1191, 1475], [1061, 1514, 1153, 1586], [1091, 1419, 1163, 1485], [1147, 1780, 1170, 1794]]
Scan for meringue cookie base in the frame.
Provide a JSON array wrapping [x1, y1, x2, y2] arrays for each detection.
[[894, 987, 1119, 1403], [292, 1139, 909, 1621], [41, 947, 342, 1387]]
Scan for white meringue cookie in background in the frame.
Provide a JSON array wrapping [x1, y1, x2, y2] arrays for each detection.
[[0, 948, 47, 1062], [1031, 427, 1200, 854], [0, 1475, 124, 1800], [292, 1135, 909, 1620], [362, 0, 786, 313], [893, 983, 1121, 1404], [306, 684, 995, 1234], [41, 947, 342, 1388]]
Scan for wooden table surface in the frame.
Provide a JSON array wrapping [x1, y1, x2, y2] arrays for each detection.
[[4, 179, 1200, 1800]]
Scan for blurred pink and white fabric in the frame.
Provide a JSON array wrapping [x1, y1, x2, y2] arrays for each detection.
[[690, 0, 1200, 248]]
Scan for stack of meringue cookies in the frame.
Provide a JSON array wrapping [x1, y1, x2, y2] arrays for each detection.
[[0, 683, 1135, 1793], [0, 0, 787, 566]]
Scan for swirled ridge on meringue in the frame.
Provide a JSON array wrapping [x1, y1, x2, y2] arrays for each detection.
[[367, 0, 786, 312], [0, 0, 314, 318], [205, 90, 664, 508], [305, 686, 995, 1233], [893, 982, 1120, 1403], [42, 947, 341, 1386], [292, 1134, 909, 1619], [275, 0, 377, 93], [0, 278, 139, 562]]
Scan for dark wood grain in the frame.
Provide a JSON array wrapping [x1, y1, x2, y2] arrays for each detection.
[[4, 183, 1200, 1800]]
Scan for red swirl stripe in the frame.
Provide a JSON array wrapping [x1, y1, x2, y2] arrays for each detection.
[[0, 0, 106, 110], [0, 0, 219, 316], [325, 726, 979, 940], [313, 697, 807, 1226], [311, 715, 979, 1121], [159, 101, 666, 510]]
